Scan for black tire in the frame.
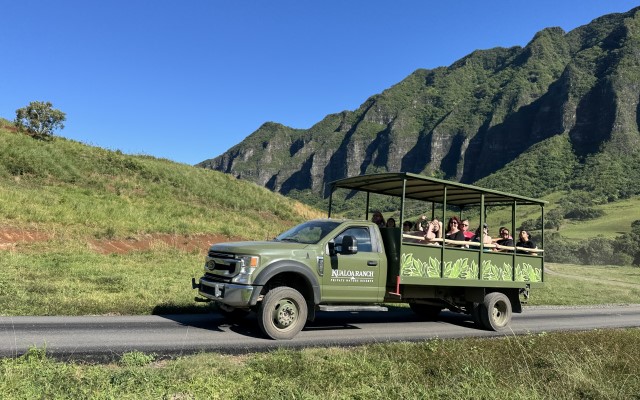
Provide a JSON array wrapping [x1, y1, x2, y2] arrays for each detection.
[[257, 287, 308, 340], [218, 306, 250, 322], [409, 302, 442, 319], [480, 292, 512, 331]]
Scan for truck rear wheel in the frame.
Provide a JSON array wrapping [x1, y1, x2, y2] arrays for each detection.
[[258, 286, 308, 340], [480, 292, 512, 331]]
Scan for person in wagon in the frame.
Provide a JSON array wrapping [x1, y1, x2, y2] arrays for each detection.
[[516, 230, 537, 254], [495, 227, 515, 251], [423, 218, 442, 242], [460, 219, 474, 240], [371, 211, 386, 228], [472, 223, 493, 250]]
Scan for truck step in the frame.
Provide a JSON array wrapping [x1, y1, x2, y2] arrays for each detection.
[[318, 305, 388, 312]]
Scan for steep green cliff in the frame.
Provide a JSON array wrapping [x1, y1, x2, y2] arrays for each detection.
[[199, 7, 640, 202]]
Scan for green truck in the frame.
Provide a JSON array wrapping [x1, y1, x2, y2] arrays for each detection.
[[192, 172, 545, 339]]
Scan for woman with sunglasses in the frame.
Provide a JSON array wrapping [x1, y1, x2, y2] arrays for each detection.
[[445, 216, 465, 244]]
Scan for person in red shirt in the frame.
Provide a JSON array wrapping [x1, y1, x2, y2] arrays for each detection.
[[461, 219, 474, 240]]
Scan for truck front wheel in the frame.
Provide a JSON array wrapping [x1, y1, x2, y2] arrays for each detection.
[[480, 292, 512, 331], [258, 286, 308, 340]]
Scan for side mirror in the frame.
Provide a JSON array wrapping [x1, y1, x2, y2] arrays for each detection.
[[342, 235, 358, 255], [328, 240, 337, 257]]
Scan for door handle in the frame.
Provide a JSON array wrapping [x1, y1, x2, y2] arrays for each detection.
[[367, 260, 378, 266]]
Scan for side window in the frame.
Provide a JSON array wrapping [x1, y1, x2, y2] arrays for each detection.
[[334, 227, 373, 253]]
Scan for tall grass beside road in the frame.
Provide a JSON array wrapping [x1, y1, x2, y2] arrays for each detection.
[[0, 243, 208, 316], [1, 329, 638, 399]]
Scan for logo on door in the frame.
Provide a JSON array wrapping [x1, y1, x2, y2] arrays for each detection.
[[330, 269, 375, 283]]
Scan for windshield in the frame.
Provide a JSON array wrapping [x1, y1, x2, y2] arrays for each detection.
[[275, 220, 341, 244]]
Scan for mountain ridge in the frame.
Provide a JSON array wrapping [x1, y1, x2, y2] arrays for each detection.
[[200, 7, 640, 202]]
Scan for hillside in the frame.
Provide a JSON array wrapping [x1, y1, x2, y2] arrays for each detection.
[[0, 120, 326, 316], [200, 6, 640, 205], [0, 119, 321, 249]]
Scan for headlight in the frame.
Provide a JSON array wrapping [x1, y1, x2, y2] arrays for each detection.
[[232, 255, 259, 283]]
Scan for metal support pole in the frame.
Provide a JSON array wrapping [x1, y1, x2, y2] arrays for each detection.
[[365, 192, 370, 221], [440, 186, 447, 277], [512, 201, 517, 280]]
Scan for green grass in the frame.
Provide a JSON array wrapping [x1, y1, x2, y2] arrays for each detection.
[[530, 263, 640, 306], [558, 196, 640, 240], [0, 243, 211, 316], [0, 125, 321, 241], [1, 329, 638, 399]]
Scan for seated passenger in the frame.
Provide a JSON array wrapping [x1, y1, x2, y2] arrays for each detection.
[[402, 221, 413, 232], [472, 224, 492, 248], [371, 211, 386, 228], [423, 218, 442, 242], [416, 215, 431, 232], [497, 226, 513, 240], [386, 218, 396, 228], [472, 224, 493, 251], [495, 228, 514, 251], [460, 219, 474, 240], [516, 230, 537, 254], [444, 217, 465, 246]]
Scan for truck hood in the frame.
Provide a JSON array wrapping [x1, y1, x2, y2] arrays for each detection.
[[209, 240, 313, 254]]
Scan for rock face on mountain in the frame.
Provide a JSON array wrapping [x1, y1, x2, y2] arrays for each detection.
[[199, 7, 640, 199]]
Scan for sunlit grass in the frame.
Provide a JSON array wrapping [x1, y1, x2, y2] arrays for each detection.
[[0, 128, 322, 241], [559, 196, 640, 240], [529, 263, 640, 305], [0, 242, 209, 316], [1, 329, 638, 399]]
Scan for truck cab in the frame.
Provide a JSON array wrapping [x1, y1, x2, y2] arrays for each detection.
[[194, 219, 390, 339]]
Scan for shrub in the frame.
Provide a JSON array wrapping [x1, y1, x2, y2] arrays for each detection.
[[564, 207, 605, 220]]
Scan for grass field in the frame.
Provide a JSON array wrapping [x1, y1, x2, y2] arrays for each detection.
[[1, 329, 638, 399], [558, 196, 640, 240], [0, 244, 209, 316], [529, 263, 640, 306]]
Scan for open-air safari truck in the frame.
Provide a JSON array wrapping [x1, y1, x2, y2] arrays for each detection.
[[327, 172, 545, 331], [194, 172, 545, 339]]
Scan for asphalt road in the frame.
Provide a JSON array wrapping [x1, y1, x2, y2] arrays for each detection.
[[1, 305, 639, 361]]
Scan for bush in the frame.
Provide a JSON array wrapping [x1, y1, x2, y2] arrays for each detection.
[[545, 233, 636, 266], [544, 234, 580, 263], [519, 208, 563, 232], [564, 207, 605, 220]]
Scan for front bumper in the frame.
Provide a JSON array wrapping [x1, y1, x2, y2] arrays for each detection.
[[193, 277, 255, 307]]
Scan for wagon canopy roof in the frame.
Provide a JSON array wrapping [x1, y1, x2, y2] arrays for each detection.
[[329, 172, 546, 207]]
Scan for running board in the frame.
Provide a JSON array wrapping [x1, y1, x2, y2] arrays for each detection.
[[318, 305, 388, 312]]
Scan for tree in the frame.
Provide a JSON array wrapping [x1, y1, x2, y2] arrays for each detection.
[[14, 101, 66, 140]]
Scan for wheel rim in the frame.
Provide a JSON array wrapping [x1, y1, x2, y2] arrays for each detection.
[[491, 300, 509, 327], [272, 298, 298, 330]]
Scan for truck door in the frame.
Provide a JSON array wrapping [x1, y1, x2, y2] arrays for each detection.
[[322, 225, 381, 302]]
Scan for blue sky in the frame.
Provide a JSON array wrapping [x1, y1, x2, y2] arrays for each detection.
[[2, 1, 639, 165]]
